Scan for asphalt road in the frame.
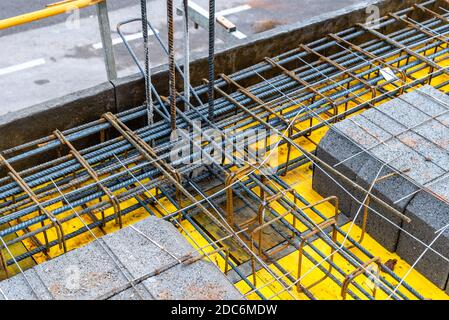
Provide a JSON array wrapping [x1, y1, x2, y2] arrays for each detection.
[[0, 0, 363, 115]]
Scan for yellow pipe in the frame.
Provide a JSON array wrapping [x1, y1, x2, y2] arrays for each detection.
[[0, 0, 104, 30]]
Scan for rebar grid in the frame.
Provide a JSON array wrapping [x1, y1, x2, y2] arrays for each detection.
[[1, 0, 449, 300]]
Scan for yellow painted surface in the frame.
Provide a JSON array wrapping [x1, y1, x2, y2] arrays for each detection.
[[233, 155, 449, 300], [3, 48, 449, 300], [232, 48, 449, 300]]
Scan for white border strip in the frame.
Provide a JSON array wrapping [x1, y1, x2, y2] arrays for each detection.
[[0, 58, 46, 77], [217, 4, 251, 16], [92, 29, 159, 50]]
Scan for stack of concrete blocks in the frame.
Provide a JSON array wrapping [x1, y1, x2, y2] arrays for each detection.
[[0, 216, 243, 300], [312, 85, 449, 292]]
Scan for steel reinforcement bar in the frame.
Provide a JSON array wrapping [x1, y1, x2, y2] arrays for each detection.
[[0, 0, 448, 300]]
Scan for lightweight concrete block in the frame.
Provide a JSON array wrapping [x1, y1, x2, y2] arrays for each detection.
[[312, 126, 370, 215], [0, 240, 132, 300], [0, 268, 53, 300], [102, 217, 195, 279], [142, 260, 243, 300], [312, 86, 449, 264], [397, 189, 449, 290], [437, 113, 449, 127], [0, 216, 243, 300], [350, 157, 417, 252], [399, 85, 449, 117], [108, 284, 154, 300], [375, 99, 429, 128]]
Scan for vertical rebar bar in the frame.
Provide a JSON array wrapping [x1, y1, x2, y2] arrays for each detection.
[[140, 0, 153, 125], [167, 0, 177, 130], [208, 0, 216, 121], [183, 0, 191, 110]]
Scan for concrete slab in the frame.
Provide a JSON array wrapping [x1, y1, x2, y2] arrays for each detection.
[[397, 189, 449, 290], [351, 158, 418, 252], [312, 85, 449, 288], [0, 216, 243, 300], [312, 127, 368, 215]]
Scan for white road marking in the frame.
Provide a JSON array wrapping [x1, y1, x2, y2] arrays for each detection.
[[0, 58, 46, 77], [231, 30, 247, 39], [0, 3, 249, 79], [92, 29, 159, 50], [217, 4, 252, 16]]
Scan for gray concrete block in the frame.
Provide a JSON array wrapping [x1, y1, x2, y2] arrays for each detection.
[[312, 127, 369, 215], [350, 157, 417, 252], [108, 284, 154, 300], [102, 217, 195, 279], [399, 85, 449, 117], [314, 86, 449, 256], [143, 260, 243, 300], [2, 240, 130, 300], [399, 129, 449, 172], [373, 92, 430, 128], [359, 107, 406, 137], [414, 119, 449, 159], [0, 267, 53, 300], [437, 113, 449, 127], [427, 175, 449, 202], [370, 136, 445, 185], [396, 189, 449, 290], [0, 216, 243, 300]]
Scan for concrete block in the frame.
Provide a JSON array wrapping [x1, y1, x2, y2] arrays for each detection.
[[142, 260, 243, 300], [0, 268, 53, 300], [102, 217, 195, 279], [399, 85, 449, 117], [373, 94, 430, 128], [314, 86, 449, 256], [350, 157, 417, 252], [437, 113, 449, 127], [108, 284, 154, 300], [0, 216, 243, 300], [312, 126, 369, 215], [396, 189, 449, 290]]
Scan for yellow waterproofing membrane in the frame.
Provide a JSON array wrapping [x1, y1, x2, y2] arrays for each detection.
[[0, 0, 103, 30], [2, 3, 449, 300], [233, 49, 449, 300], [6, 52, 449, 299]]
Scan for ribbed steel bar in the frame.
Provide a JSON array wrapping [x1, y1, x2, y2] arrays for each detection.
[[1, 1, 448, 300], [0, 0, 441, 166], [3, 28, 448, 236], [1, 13, 448, 201]]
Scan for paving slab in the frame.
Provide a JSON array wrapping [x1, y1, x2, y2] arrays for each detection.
[[396, 188, 449, 290], [312, 126, 369, 215], [312, 85, 449, 289], [0, 216, 243, 300]]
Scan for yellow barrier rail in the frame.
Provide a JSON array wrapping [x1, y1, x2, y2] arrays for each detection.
[[0, 0, 117, 80], [0, 0, 104, 30]]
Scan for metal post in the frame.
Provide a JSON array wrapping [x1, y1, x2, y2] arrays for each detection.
[[96, 1, 117, 81]]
